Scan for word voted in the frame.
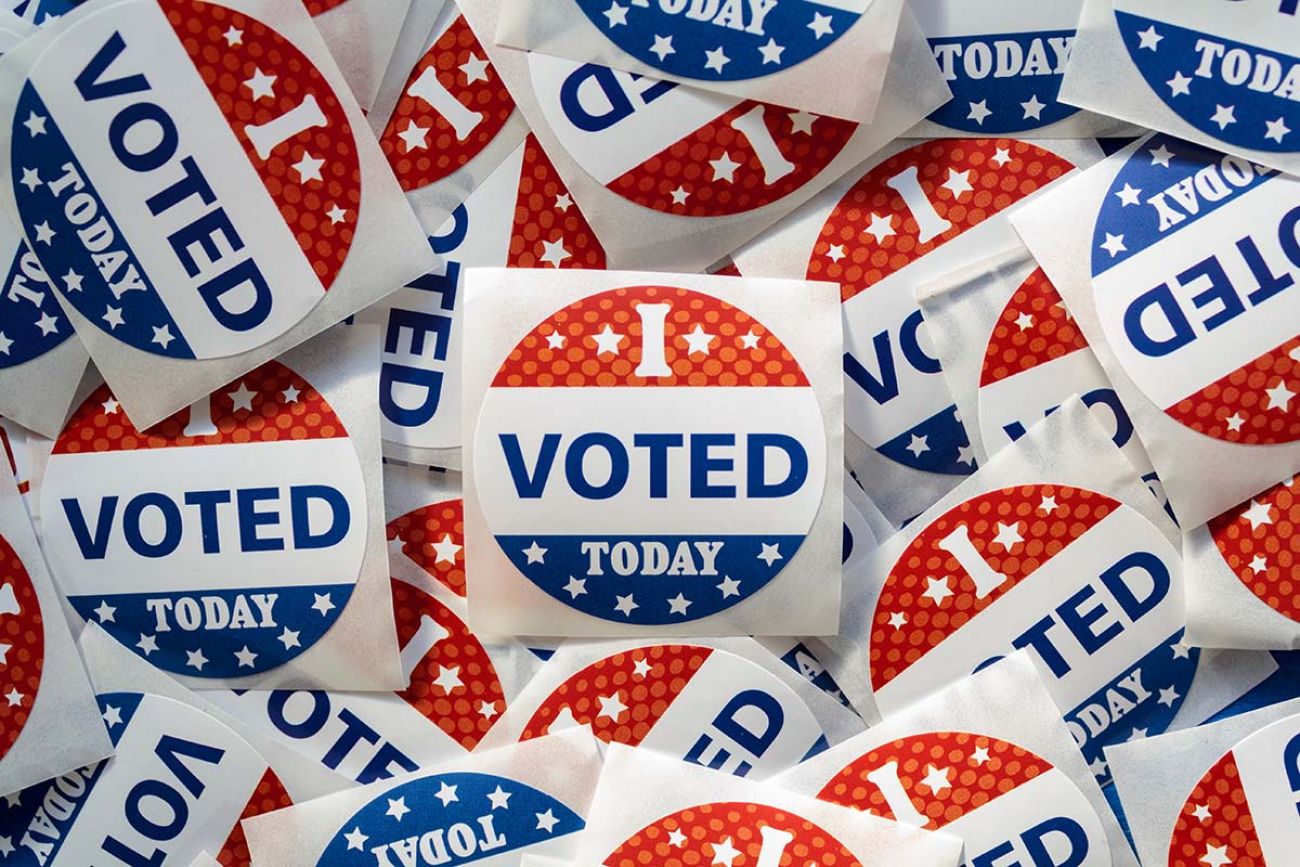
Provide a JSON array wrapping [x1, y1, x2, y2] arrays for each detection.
[[864, 760, 1091, 867], [60, 484, 351, 559], [931, 36, 1072, 83], [371, 813, 506, 867]]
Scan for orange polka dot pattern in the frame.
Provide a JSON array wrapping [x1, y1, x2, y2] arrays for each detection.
[[392, 579, 506, 750], [816, 732, 1052, 830], [379, 14, 515, 191], [508, 134, 607, 269], [520, 644, 710, 745], [871, 484, 1119, 691], [492, 286, 809, 388], [1164, 335, 1300, 445], [1167, 751, 1263, 867], [387, 499, 466, 597], [301, 0, 348, 14], [603, 801, 863, 867], [0, 533, 42, 760], [163, 0, 359, 290], [1209, 475, 1300, 622], [808, 140, 1076, 304], [609, 103, 856, 216], [0, 427, 25, 495], [53, 360, 346, 455], [217, 767, 294, 867], [980, 268, 1090, 387]]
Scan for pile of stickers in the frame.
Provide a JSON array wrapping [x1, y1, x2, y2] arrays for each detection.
[[0, 0, 1296, 864]]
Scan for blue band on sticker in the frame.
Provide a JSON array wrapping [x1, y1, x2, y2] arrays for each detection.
[[866, 401, 974, 476], [568, 0, 862, 82], [1115, 10, 1299, 154], [0, 239, 71, 368], [317, 771, 585, 867]]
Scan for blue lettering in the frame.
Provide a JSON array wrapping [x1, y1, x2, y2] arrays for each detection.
[[238, 487, 283, 552], [123, 492, 182, 558], [566, 432, 629, 499], [62, 495, 118, 560], [691, 433, 736, 498], [500, 433, 561, 498], [290, 484, 350, 549]]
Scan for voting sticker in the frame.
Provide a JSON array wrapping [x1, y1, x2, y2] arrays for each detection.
[[0, 690, 291, 866], [1089, 134, 1299, 446], [911, 0, 1086, 134], [39, 360, 367, 678], [817, 139, 1074, 475], [0, 225, 68, 370], [389, 497, 467, 597], [0, 528, 42, 760], [528, 53, 858, 218], [471, 283, 828, 627], [6, 0, 366, 359], [1165, 712, 1300, 866], [1207, 474, 1299, 624], [869, 483, 1191, 777], [815, 731, 1111, 867]]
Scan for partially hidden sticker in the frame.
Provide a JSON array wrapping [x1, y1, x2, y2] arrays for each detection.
[[815, 139, 1075, 474], [869, 483, 1192, 780], [472, 284, 827, 625], [529, 54, 858, 217], [40, 360, 367, 677], [11, 0, 363, 358], [0, 690, 291, 866], [1208, 473, 1299, 623], [0, 530, 42, 760], [519, 644, 826, 777], [388, 498, 467, 597], [0, 229, 67, 369], [1166, 712, 1300, 866], [317, 770, 584, 866], [1113, 0, 1300, 155], [816, 731, 1111, 866], [1090, 133, 1299, 445]]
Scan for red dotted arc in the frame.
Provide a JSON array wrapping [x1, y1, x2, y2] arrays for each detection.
[[1167, 750, 1263, 867], [162, 0, 360, 289], [0, 533, 42, 761], [1165, 336, 1300, 445], [980, 268, 1090, 388], [301, 0, 348, 14], [216, 767, 293, 866], [507, 134, 606, 270], [1209, 475, 1300, 622], [386, 499, 466, 597]]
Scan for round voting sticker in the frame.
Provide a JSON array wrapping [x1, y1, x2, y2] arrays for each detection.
[[529, 53, 857, 217], [1090, 134, 1300, 445], [814, 139, 1075, 474], [912, 0, 1083, 134], [817, 731, 1111, 867], [10, 0, 363, 359], [318, 771, 585, 866], [0, 232, 69, 369], [473, 284, 827, 625], [0, 531, 42, 759], [378, 10, 515, 191], [604, 802, 860, 867], [40, 360, 367, 678], [1208, 474, 1299, 623], [519, 644, 826, 778], [1167, 712, 1300, 866], [0, 691, 291, 866], [1113, 0, 1300, 155], [389, 499, 467, 597], [869, 483, 1192, 778], [568, 0, 869, 82], [978, 267, 1140, 459]]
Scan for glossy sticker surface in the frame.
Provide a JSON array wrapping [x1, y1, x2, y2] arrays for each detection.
[[1090, 134, 1300, 445], [1208, 474, 1299, 623], [40, 361, 367, 677], [473, 284, 827, 625]]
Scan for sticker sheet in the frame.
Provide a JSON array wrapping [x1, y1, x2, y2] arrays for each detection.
[[460, 0, 952, 272], [1061, 0, 1300, 175], [308, 0, 417, 112], [242, 728, 603, 867], [773, 652, 1140, 867], [354, 133, 606, 469], [733, 136, 1103, 524], [0, 453, 112, 798], [909, 0, 1138, 138], [476, 637, 864, 779], [1107, 697, 1300, 867], [0, 0, 436, 429], [1183, 473, 1300, 649], [1011, 133, 1300, 528], [37, 327, 405, 690], [815, 399, 1276, 782], [462, 268, 844, 636], [577, 743, 964, 867], [494, 0, 908, 123]]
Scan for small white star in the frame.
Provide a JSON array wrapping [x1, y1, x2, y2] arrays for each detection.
[[906, 434, 929, 457], [758, 38, 784, 65], [18, 167, 41, 193], [554, 192, 573, 211], [21, 112, 46, 136], [93, 600, 115, 622], [1129, 727, 1148, 741], [185, 648, 208, 671], [825, 244, 846, 262], [397, 120, 430, 152], [711, 837, 741, 867], [435, 781, 458, 806], [788, 110, 816, 135], [603, 1, 627, 26], [1014, 311, 1034, 331], [966, 100, 992, 125], [487, 786, 511, 810], [757, 543, 782, 566], [1242, 499, 1274, 531], [291, 152, 326, 183], [1191, 804, 1211, 822], [103, 306, 125, 330], [1021, 94, 1046, 120], [709, 151, 741, 182], [536, 809, 560, 833], [597, 692, 628, 721], [539, 237, 571, 268], [102, 397, 120, 415], [279, 627, 301, 649], [957, 444, 976, 467], [1210, 104, 1237, 130], [1265, 379, 1295, 411], [920, 765, 951, 794], [717, 576, 741, 598], [228, 382, 256, 412], [888, 611, 908, 630], [739, 330, 760, 350], [941, 168, 974, 199], [1116, 183, 1143, 206], [545, 332, 566, 350], [325, 203, 348, 225], [1150, 144, 1175, 167], [808, 12, 833, 39], [1089, 757, 1109, 777], [1039, 495, 1058, 514], [387, 797, 410, 822], [670, 186, 689, 205], [704, 46, 730, 74], [970, 746, 990, 765], [683, 324, 715, 355], [668, 593, 692, 615], [993, 521, 1024, 551], [1248, 554, 1268, 574], [429, 534, 461, 565], [63, 268, 83, 292], [990, 147, 1012, 167], [433, 665, 463, 694], [136, 634, 158, 656], [243, 68, 276, 101], [478, 700, 498, 720], [863, 213, 895, 243], [592, 324, 623, 356], [632, 657, 653, 678], [345, 827, 368, 851], [614, 594, 638, 616], [33, 221, 54, 244], [523, 540, 548, 563], [4, 689, 20, 707], [151, 325, 175, 349], [1100, 233, 1127, 257], [1200, 844, 1231, 867], [311, 593, 335, 616], [279, 385, 300, 404], [564, 576, 587, 598], [1265, 117, 1292, 143], [922, 576, 953, 606], [1157, 685, 1180, 707], [668, 828, 687, 847], [649, 34, 675, 61], [1137, 25, 1163, 50], [102, 705, 122, 728], [235, 646, 258, 668], [1171, 638, 1192, 659], [1167, 71, 1192, 97], [460, 54, 490, 84], [223, 26, 243, 46]]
